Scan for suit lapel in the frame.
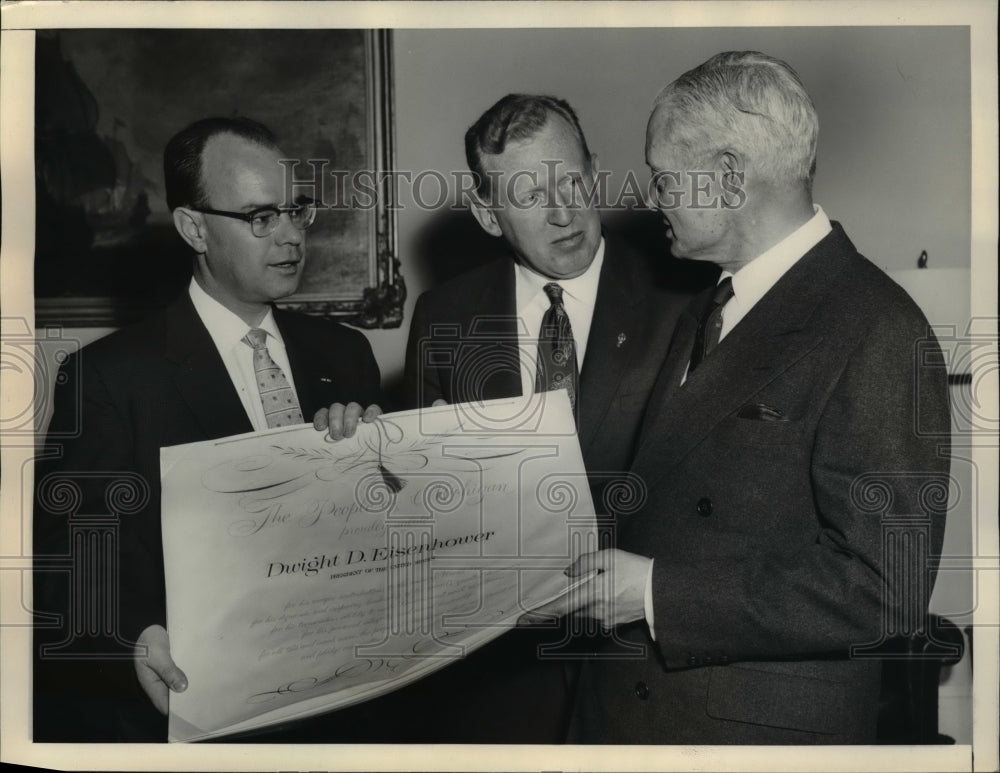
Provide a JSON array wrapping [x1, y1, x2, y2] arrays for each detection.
[[465, 260, 522, 401], [277, 314, 325, 418], [162, 294, 253, 439], [638, 302, 712, 448], [635, 225, 856, 479], [577, 236, 649, 453]]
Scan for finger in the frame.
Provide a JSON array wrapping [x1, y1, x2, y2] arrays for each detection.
[[565, 549, 604, 577], [136, 657, 189, 715], [313, 406, 330, 431], [134, 626, 188, 715], [431, 399, 448, 407], [135, 662, 170, 715], [155, 660, 189, 694], [143, 632, 188, 694], [518, 597, 567, 626], [341, 402, 364, 438], [362, 403, 383, 423], [325, 403, 346, 440]]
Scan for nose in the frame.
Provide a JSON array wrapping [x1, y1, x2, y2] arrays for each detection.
[[546, 187, 575, 227], [274, 211, 304, 246]]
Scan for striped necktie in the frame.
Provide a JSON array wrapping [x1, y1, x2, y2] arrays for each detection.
[[243, 327, 304, 428]]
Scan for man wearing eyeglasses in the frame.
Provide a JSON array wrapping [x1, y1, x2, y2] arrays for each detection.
[[33, 116, 382, 741]]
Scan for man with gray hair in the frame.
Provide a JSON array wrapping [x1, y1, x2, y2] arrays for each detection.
[[525, 51, 951, 744]]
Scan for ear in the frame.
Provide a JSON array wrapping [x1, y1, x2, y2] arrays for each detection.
[[718, 150, 746, 208], [718, 150, 744, 178], [588, 152, 600, 176], [173, 208, 208, 254], [469, 198, 503, 238]]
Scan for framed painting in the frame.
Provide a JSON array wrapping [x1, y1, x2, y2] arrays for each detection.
[[33, 28, 403, 329]]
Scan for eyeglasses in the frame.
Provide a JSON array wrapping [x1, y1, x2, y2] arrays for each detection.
[[191, 200, 318, 237]]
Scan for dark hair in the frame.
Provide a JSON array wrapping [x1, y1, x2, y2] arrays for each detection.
[[464, 94, 592, 198], [163, 116, 278, 211]]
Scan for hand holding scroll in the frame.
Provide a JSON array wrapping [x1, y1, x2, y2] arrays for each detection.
[[519, 548, 650, 628], [313, 401, 382, 440], [134, 624, 188, 715]]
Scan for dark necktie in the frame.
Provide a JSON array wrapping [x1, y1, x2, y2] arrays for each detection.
[[243, 328, 304, 428], [535, 282, 578, 415], [688, 276, 735, 373]]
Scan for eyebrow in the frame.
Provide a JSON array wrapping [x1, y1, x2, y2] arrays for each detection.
[[238, 196, 314, 212], [235, 201, 278, 213]]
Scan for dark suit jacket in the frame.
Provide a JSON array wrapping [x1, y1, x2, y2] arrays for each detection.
[[570, 223, 952, 744], [372, 232, 704, 743], [33, 292, 381, 741]]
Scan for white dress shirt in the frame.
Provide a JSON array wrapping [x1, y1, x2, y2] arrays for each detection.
[[513, 238, 605, 397], [718, 204, 832, 343], [645, 205, 833, 639], [188, 278, 301, 432]]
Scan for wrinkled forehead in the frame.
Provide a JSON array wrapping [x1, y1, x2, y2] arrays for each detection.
[[484, 117, 590, 176], [201, 133, 292, 207]]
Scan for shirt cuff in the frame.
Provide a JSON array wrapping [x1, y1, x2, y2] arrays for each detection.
[[644, 558, 656, 641]]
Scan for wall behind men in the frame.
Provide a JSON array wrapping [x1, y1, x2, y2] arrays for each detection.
[[366, 25, 970, 393]]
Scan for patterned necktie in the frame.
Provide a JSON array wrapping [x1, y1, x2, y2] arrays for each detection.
[[689, 276, 735, 373], [535, 283, 578, 415], [243, 328, 304, 428]]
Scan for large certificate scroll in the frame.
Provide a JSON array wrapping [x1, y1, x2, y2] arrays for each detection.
[[160, 393, 596, 742]]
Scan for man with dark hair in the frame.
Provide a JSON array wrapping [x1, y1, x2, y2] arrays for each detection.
[[464, 93, 592, 203], [407, 93, 703, 499], [527, 51, 951, 744], [34, 116, 381, 741], [398, 93, 707, 742]]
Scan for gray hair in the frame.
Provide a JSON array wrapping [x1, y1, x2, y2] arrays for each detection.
[[653, 51, 818, 186]]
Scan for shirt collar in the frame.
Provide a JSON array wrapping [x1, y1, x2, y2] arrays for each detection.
[[514, 236, 605, 311], [728, 205, 831, 309], [188, 278, 282, 349]]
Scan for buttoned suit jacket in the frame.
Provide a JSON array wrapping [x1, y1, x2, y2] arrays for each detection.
[[569, 223, 952, 744], [33, 292, 381, 741], [384, 231, 707, 743]]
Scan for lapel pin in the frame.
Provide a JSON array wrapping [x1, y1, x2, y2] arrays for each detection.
[[616, 333, 627, 348]]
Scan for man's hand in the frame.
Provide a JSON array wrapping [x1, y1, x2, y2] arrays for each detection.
[[519, 549, 651, 628], [134, 624, 187, 715], [313, 402, 382, 440]]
